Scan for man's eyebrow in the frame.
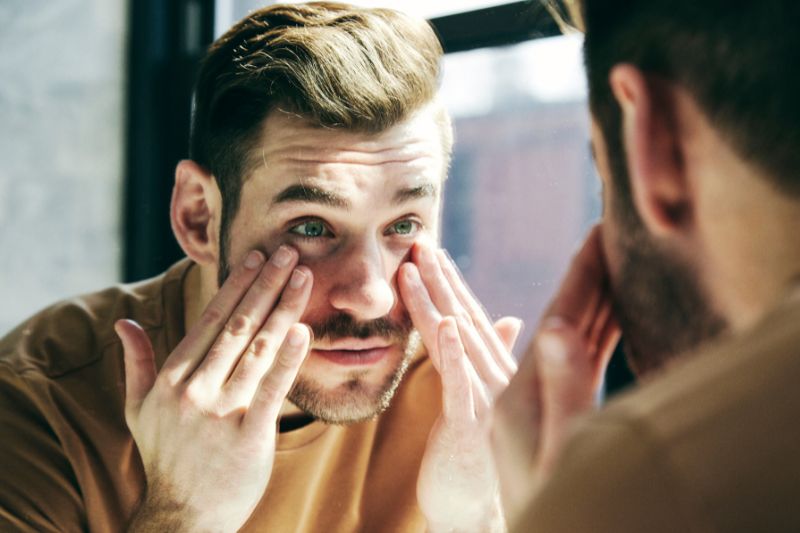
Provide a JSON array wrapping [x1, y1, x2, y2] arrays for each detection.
[[272, 184, 350, 208], [393, 183, 437, 204]]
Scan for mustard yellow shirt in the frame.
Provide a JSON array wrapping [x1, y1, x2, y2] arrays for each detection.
[[0, 260, 442, 532]]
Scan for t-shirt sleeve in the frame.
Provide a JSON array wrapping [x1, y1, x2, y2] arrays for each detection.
[[510, 415, 704, 533], [0, 365, 86, 532]]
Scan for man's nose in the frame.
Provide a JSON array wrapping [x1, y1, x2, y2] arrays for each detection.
[[327, 239, 396, 321]]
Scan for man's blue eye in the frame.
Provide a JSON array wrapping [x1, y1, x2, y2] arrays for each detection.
[[290, 220, 328, 238], [390, 220, 416, 235]]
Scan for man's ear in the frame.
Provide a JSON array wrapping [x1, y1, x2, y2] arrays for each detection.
[[170, 159, 221, 266], [609, 64, 693, 237]]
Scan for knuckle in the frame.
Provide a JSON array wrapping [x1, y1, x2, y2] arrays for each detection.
[[277, 288, 309, 313], [200, 306, 225, 329], [272, 352, 297, 374], [223, 313, 254, 337], [258, 385, 280, 408], [226, 268, 254, 291], [456, 310, 474, 328], [254, 270, 280, 292], [250, 335, 274, 357], [179, 383, 206, 410], [153, 373, 178, 397]]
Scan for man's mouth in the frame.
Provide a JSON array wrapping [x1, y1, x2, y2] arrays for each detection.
[[311, 337, 393, 366]]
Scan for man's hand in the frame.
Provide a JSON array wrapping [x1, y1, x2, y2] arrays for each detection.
[[491, 226, 621, 528], [115, 247, 313, 533], [399, 241, 522, 533]]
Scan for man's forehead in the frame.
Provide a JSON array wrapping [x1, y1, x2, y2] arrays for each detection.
[[258, 106, 447, 167]]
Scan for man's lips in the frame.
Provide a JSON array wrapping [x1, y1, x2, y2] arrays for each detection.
[[311, 337, 393, 366], [313, 337, 392, 351]]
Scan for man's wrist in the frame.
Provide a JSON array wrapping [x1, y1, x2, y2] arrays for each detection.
[[127, 486, 214, 533], [425, 493, 507, 533]]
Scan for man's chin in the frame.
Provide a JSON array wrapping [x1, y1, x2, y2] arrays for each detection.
[[288, 353, 413, 425]]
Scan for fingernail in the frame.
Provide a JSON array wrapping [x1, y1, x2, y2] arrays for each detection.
[[271, 245, 293, 268], [287, 326, 306, 347], [289, 268, 306, 289], [244, 250, 264, 269]]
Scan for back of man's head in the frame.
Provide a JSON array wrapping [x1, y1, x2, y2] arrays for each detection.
[[189, 2, 446, 251], [580, 0, 800, 201]]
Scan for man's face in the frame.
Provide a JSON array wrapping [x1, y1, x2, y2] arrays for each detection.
[[221, 107, 446, 423], [590, 120, 726, 375]]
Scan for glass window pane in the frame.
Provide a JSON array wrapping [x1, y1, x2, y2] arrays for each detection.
[[440, 34, 599, 356]]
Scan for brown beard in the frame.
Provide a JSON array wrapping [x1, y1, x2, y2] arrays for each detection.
[[288, 330, 421, 424], [610, 225, 727, 376]]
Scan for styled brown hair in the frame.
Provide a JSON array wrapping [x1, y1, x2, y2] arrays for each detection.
[[189, 2, 447, 264], [581, 1, 800, 212]]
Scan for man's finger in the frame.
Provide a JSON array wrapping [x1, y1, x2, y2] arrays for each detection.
[[455, 316, 510, 399], [115, 319, 158, 417], [595, 314, 622, 386], [160, 249, 269, 382], [244, 324, 311, 438], [398, 262, 444, 368], [542, 225, 608, 334], [413, 243, 466, 324], [399, 264, 490, 402], [188, 246, 299, 390], [439, 317, 476, 424], [436, 249, 518, 376], [493, 317, 523, 356], [534, 324, 599, 474], [222, 267, 313, 408]]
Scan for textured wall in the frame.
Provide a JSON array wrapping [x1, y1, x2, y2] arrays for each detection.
[[0, 0, 126, 335]]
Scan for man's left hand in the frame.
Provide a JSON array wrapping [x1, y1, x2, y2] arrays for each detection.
[[399, 241, 521, 533]]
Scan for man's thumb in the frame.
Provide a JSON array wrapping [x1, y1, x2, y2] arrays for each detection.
[[114, 319, 157, 415]]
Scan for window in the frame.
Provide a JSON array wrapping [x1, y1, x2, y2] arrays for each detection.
[[439, 34, 598, 355]]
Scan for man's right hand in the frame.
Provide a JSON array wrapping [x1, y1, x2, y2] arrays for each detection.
[[115, 246, 313, 533]]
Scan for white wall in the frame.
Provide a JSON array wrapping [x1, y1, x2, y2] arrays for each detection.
[[0, 0, 126, 334]]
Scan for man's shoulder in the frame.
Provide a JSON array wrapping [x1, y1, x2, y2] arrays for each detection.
[[0, 259, 192, 379], [519, 296, 800, 532], [607, 293, 800, 444]]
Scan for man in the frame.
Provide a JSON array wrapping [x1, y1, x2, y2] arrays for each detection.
[[491, 0, 800, 531], [0, 3, 521, 531]]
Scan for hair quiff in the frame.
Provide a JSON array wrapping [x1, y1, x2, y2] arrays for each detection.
[[189, 2, 446, 254]]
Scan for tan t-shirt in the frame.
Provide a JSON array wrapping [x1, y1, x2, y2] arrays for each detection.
[[0, 260, 442, 532], [512, 294, 800, 533]]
